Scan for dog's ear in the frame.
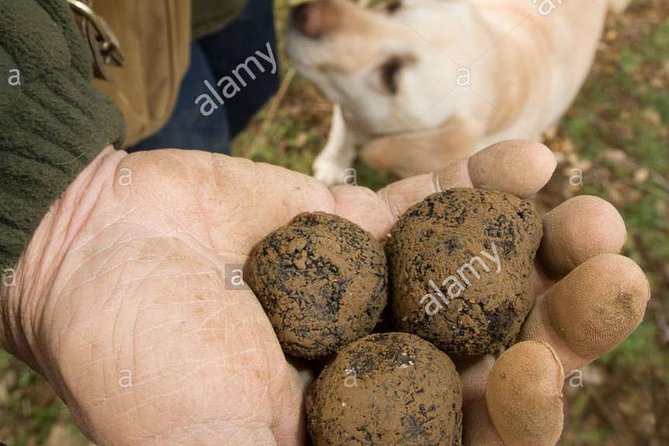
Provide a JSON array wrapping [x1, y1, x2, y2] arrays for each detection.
[[360, 117, 481, 177]]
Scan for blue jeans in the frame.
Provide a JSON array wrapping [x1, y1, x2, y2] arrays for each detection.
[[131, 0, 279, 154]]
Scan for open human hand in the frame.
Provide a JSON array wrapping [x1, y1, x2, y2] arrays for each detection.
[[0, 141, 648, 445]]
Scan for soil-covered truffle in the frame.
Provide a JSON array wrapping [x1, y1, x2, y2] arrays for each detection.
[[386, 189, 543, 359], [306, 332, 462, 446], [247, 212, 387, 359]]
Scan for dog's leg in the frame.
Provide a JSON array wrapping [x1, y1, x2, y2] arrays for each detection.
[[361, 116, 480, 178], [313, 104, 357, 185]]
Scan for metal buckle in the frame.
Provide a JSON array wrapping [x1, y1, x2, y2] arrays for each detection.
[[67, 0, 124, 67]]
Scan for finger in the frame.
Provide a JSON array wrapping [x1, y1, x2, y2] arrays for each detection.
[[460, 342, 564, 446], [195, 155, 341, 253], [464, 341, 564, 446], [463, 399, 504, 446], [273, 364, 311, 445], [468, 140, 558, 198], [376, 140, 557, 223], [213, 155, 394, 245], [331, 185, 394, 240], [459, 355, 495, 403], [538, 195, 627, 281], [521, 253, 650, 372]]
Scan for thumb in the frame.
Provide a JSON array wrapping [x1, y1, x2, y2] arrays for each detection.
[[464, 341, 565, 446], [376, 140, 556, 223], [330, 140, 556, 240]]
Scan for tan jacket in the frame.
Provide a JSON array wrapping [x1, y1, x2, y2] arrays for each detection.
[[91, 0, 245, 146]]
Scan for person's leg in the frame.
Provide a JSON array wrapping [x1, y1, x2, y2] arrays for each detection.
[[198, 0, 279, 138], [130, 42, 232, 153], [131, 0, 278, 153]]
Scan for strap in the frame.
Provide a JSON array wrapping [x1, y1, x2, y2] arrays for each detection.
[[67, 0, 124, 81]]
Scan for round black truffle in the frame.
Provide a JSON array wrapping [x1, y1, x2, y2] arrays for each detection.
[[247, 212, 387, 359], [307, 332, 463, 446], [386, 189, 543, 359]]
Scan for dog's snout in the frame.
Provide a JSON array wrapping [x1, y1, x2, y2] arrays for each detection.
[[291, 3, 311, 32], [290, 1, 333, 38]]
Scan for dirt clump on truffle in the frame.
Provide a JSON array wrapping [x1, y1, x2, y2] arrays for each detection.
[[386, 188, 543, 359], [306, 332, 462, 446], [247, 212, 387, 359]]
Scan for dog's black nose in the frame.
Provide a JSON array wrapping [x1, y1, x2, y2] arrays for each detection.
[[291, 2, 311, 33], [290, 1, 330, 38]]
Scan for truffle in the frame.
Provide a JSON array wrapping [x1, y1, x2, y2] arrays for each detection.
[[306, 332, 462, 446], [247, 212, 387, 359], [386, 188, 543, 359]]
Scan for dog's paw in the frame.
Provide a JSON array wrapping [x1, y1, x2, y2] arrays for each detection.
[[313, 157, 350, 186]]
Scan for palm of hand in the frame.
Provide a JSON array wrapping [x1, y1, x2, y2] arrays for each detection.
[[9, 143, 648, 445], [41, 150, 337, 444]]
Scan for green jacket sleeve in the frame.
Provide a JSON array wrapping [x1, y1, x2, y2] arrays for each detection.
[[0, 0, 125, 270]]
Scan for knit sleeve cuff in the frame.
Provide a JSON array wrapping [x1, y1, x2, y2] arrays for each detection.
[[0, 0, 125, 269]]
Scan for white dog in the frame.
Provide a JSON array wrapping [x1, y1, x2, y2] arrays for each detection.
[[285, 0, 630, 184]]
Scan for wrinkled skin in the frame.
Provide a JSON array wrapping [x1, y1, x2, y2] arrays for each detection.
[[0, 141, 649, 445]]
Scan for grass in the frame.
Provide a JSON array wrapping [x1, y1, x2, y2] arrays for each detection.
[[1, 0, 667, 444]]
